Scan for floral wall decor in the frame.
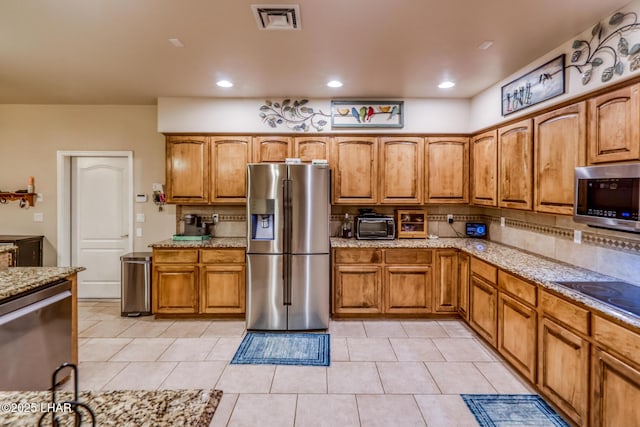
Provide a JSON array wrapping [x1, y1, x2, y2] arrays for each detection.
[[259, 99, 330, 132], [567, 10, 640, 84]]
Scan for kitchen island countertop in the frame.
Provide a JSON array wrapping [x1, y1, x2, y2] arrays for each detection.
[[0, 388, 222, 426], [331, 237, 640, 329], [0, 267, 85, 302]]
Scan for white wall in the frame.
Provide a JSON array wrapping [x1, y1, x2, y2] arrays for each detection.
[[158, 97, 471, 134], [470, 0, 640, 131]]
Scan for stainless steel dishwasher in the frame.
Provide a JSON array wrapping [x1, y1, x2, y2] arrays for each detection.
[[0, 279, 72, 390]]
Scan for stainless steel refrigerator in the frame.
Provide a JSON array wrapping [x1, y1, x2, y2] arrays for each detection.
[[246, 163, 330, 330]]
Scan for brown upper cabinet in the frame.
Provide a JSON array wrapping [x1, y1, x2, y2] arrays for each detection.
[[293, 136, 330, 162], [534, 102, 586, 215], [588, 83, 640, 164], [331, 137, 379, 204], [210, 136, 252, 204], [253, 136, 293, 163], [379, 137, 424, 204], [471, 130, 498, 207], [498, 119, 533, 210], [425, 137, 469, 204], [166, 135, 210, 204]]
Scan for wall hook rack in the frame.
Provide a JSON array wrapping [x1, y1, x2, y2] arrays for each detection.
[[0, 192, 36, 207]]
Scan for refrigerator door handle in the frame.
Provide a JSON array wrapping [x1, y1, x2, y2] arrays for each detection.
[[283, 255, 292, 305], [283, 179, 292, 306]]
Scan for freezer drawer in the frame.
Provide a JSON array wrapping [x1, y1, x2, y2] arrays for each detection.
[[246, 254, 287, 330], [288, 254, 330, 330]]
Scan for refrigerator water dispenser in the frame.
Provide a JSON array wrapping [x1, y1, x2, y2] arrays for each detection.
[[250, 198, 275, 240]]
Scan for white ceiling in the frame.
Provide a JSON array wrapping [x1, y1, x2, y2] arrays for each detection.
[[0, 0, 632, 105]]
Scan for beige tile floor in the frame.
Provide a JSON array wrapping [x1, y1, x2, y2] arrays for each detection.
[[74, 300, 537, 426]]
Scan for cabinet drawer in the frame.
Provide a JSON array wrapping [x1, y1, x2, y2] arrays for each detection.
[[334, 248, 382, 264], [498, 271, 537, 307], [153, 249, 199, 264], [200, 249, 245, 264], [541, 291, 589, 335], [471, 257, 497, 283], [593, 315, 640, 367], [385, 249, 432, 265]]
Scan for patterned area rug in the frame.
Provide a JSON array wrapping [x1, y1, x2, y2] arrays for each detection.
[[461, 394, 569, 427], [231, 332, 330, 366]]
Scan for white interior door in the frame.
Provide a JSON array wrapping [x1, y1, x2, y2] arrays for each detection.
[[72, 157, 131, 298]]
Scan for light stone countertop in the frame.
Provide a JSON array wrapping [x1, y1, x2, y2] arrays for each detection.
[[0, 389, 222, 426], [0, 244, 16, 254], [331, 237, 640, 329], [0, 267, 85, 302], [150, 237, 246, 248]]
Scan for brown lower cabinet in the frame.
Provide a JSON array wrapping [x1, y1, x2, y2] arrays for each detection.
[[332, 248, 456, 316], [152, 248, 245, 316], [468, 258, 498, 346]]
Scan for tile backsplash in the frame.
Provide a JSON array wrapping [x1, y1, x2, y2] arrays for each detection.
[[177, 204, 640, 285]]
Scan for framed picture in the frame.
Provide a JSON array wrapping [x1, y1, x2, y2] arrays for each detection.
[[331, 100, 404, 128], [501, 55, 565, 116]]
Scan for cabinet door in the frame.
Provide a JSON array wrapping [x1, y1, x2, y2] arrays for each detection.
[[591, 347, 640, 427], [498, 119, 533, 210], [498, 293, 537, 382], [433, 250, 458, 313], [379, 137, 423, 204], [253, 136, 293, 163], [588, 83, 640, 164], [152, 265, 198, 314], [534, 103, 586, 215], [200, 265, 245, 314], [293, 137, 330, 162], [458, 253, 470, 321], [425, 137, 469, 204], [332, 137, 378, 204], [471, 130, 498, 206], [334, 265, 382, 314], [538, 316, 589, 426], [210, 136, 251, 204], [469, 276, 497, 346], [166, 136, 209, 204], [384, 266, 432, 314]]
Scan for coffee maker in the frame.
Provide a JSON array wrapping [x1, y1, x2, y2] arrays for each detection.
[[182, 214, 212, 236]]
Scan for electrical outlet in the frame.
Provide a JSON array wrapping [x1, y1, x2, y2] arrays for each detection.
[[33, 212, 44, 222], [574, 230, 582, 244], [500, 217, 506, 227], [212, 213, 219, 225], [447, 214, 454, 224]]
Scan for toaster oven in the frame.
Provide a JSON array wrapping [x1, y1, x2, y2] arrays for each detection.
[[355, 215, 395, 240]]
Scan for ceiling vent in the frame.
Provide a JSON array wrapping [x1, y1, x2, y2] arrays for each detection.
[[251, 4, 301, 30]]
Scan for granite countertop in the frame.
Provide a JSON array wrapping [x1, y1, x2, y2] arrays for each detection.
[[0, 245, 17, 254], [0, 389, 222, 426], [0, 267, 85, 301], [151, 237, 246, 249], [331, 237, 640, 329]]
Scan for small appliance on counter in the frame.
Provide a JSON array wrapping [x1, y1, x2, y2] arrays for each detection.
[[355, 209, 395, 240], [182, 214, 212, 236], [465, 222, 487, 238]]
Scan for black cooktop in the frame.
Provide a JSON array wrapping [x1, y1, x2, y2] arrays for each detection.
[[556, 281, 640, 318]]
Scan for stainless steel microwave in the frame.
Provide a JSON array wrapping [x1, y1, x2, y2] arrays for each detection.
[[355, 216, 395, 240], [574, 164, 640, 233]]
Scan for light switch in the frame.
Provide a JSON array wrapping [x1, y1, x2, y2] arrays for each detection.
[[36, 193, 43, 202], [136, 213, 145, 223], [33, 212, 44, 222], [574, 230, 582, 244], [136, 227, 143, 237]]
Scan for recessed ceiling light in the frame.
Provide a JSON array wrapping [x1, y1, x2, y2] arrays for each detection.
[[168, 38, 184, 48], [327, 80, 343, 88], [216, 80, 234, 88], [477, 40, 494, 50], [438, 81, 455, 89]]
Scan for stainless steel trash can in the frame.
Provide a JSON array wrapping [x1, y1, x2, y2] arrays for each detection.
[[120, 252, 152, 317]]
